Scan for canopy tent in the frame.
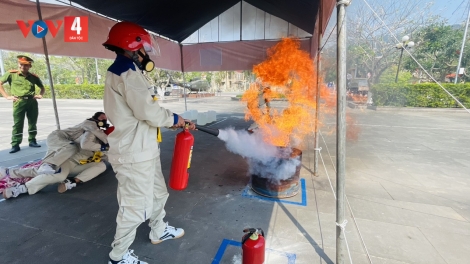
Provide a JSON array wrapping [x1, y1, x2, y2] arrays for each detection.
[[0, 0, 335, 71], [74, 0, 322, 43], [0, 1, 351, 262]]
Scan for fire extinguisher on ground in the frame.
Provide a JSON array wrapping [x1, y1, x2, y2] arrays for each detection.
[[169, 124, 194, 190], [242, 228, 265, 264]]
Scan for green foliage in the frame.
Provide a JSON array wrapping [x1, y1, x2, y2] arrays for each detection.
[[378, 66, 413, 84], [184, 72, 203, 82], [371, 82, 470, 108], [403, 22, 468, 82], [0, 83, 104, 99], [0, 50, 113, 85], [212, 71, 225, 88], [43, 84, 105, 99]]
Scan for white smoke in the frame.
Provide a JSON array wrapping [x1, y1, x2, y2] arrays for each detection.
[[217, 128, 300, 183], [231, 253, 242, 264]]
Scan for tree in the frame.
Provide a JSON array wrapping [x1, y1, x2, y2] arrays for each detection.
[[0, 51, 113, 85], [1, 51, 48, 81], [345, 0, 438, 84], [321, 47, 337, 83], [66, 57, 113, 84], [402, 22, 469, 82], [212, 71, 225, 89]]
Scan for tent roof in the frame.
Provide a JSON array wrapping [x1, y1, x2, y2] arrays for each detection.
[[0, 0, 335, 71], [70, 0, 321, 43]]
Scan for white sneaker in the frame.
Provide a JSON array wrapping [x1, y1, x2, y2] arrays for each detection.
[[37, 163, 56, 174], [108, 249, 148, 264], [3, 184, 28, 199], [151, 222, 185, 244], [58, 179, 77, 193], [0, 166, 9, 181]]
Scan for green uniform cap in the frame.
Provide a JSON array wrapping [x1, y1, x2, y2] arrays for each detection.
[[17, 55, 34, 65]]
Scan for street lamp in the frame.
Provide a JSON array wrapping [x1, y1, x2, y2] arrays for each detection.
[[395, 35, 414, 83]]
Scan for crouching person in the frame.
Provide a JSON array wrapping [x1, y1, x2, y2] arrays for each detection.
[[36, 111, 109, 174], [2, 126, 110, 199]]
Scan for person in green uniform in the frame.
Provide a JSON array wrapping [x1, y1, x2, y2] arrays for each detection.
[[0, 55, 45, 153]]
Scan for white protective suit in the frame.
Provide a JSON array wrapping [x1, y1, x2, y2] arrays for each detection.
[[104, 54, 177, 261], [9, 130, 107, 194], [42, 119, 108, 168]]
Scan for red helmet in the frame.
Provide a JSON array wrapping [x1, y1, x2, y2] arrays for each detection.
[[103, 21, 152, 52]]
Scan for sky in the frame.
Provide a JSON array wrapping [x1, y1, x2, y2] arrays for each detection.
[[431, 0, 469, 25]]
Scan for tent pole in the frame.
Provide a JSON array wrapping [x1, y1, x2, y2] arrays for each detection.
[[95, 58, 100, 84], [0, 50, 5, 76], [264, 11, 266, 39], [36, 0, 60, 130], [313, 0, 323, 177], [240, 1, 242, 41], [336, 0, 348, 263], [179, 43, 187, 111]]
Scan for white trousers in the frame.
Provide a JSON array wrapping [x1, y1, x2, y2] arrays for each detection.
[[10, 160, 106, 195], [109, 156, 169, 261], [42, 131, 78, 167]]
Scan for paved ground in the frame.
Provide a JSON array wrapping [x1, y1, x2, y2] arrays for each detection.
[[0, 95, 469, 264]]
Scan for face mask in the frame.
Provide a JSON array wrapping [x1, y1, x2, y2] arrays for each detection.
[[128, 50, 155, 72], [96, 119, 108, 128], [138, 50, 155, 72]]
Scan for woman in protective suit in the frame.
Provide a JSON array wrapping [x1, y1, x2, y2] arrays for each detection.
[[1, 123, 109, 198], [102, 21, 195, 264], [36, 111, 109, 174]]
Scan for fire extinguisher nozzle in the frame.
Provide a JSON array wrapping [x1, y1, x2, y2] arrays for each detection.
[[243, 228, 257, 233], [195, 125, 219, 137]]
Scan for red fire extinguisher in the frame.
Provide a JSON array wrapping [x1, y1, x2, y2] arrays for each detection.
[[242, 228, 265, 264], [169, 125, 194, 190]]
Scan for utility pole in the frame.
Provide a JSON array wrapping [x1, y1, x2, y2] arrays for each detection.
[[455, 7, 470, 84]]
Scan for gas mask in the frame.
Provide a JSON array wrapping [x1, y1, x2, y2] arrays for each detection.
[[127, 47, 155, 72], [97, 119, 108, 128], [89, 118, 108, 129]]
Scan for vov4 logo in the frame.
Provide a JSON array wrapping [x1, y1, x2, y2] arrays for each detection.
[[17, 16, 88, 42]]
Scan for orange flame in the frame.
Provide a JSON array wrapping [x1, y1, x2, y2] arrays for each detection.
[[348, 93, 368, 104], [242, 38, 332, 148]]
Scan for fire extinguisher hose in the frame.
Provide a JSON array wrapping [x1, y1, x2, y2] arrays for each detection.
[[195, 124, 219, 137]]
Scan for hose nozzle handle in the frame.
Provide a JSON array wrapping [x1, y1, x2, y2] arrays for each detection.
[[195, 124, 219, 136]]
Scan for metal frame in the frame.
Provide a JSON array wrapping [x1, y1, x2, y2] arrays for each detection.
[[36, 0, 60, 130], [336, 1, 347, 263]]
